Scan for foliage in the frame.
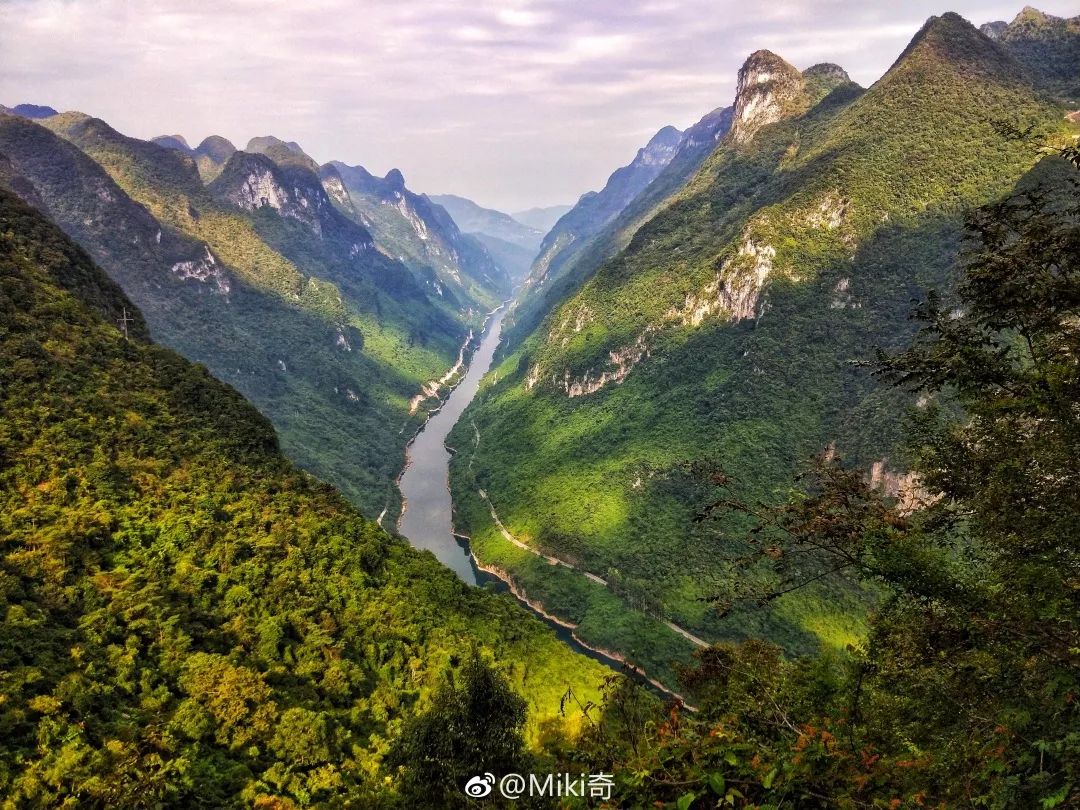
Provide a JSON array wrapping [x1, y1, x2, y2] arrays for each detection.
[[558, 150, 1080, 809], [452, 11, 1075, 677], [0, 187, 607, 806], [386, 651, 529, 807], [0, 111, 472, 517]]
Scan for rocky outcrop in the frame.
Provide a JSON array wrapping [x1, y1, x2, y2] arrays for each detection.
[[329, 160, 509, 302], [209, 151, 376, 250], [170, 245, 231, 294], [729, 50, 808, 145], [561, 331, 651, 397], [868, 460, 937, 514]]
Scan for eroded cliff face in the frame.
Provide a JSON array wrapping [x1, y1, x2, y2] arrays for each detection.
[[170, 245, 231, 295], [729, 50, 808, 145], [209, 151, 376, 251]]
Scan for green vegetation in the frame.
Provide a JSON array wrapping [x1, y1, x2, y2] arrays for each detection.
[[452, 13, 1076, 678], [557, 149, 1080, 808], [0, 111, 473, 517], [0, 187, 607, 805]]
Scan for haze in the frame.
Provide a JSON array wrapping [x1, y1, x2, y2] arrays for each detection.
[[1, 0, 1076, 210]]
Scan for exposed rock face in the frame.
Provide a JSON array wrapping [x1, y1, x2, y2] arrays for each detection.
[[635, 126, 684, 168], [329, 160, 509, 301], [668, 229, 775, 327], [320, 166, 354, 213], [209, 151, 375, 249], [170, 245, 231, 294], [729, 50, 807, 145], [562, 331, 651, 397], [868, 460, 937, 515], [678, 105, 735, 151]]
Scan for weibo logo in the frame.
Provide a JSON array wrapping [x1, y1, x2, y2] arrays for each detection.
[[464, 773, 495, 797]]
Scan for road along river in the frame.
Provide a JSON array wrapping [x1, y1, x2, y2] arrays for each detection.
[[395, 304, 696, 707]]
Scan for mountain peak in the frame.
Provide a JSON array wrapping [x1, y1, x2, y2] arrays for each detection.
[[888, 11, 1024, 85], [194, 135, 236, 162], [803, 63, 850, 83], [10, 103, 59, 120], [384, 168, 406, 189], [151, 134, 191, 152], [634, 126, 683, 168], [729, 49, 806, 145]]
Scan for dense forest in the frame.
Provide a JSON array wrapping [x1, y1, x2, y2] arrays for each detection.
[[0, 186, 606, 806], [451, 11, 1079, 689]]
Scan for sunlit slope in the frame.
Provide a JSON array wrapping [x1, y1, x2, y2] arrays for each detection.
[[451, 13, 1072, 670], [0, 185, 608, 804], [1, 112, 464, 515]]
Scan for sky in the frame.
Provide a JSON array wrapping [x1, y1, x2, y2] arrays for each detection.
[[1, 1, 1077, 211]]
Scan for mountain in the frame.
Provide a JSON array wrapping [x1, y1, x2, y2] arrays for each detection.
[[511, 204, 571, 232], [449, 12, 1072, 687], [0, 110, 472, 520], [428, 193, 544, 281], [501, 102, 738, 355], [980, 6, 1080, 98], [528, 125, 685, 288], [9, 102, 58, 119], [327, 160, 510, 310], [0, 184, 606, 804], [154, 132, 238, 181]]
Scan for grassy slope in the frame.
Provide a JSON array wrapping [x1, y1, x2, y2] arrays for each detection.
[[0, 186, 607, 805], [451, 14, 1073, 681], [2, 113, 463, 517]]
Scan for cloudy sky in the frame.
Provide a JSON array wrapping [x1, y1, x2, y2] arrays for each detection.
[[1, 0, 1076, 210]]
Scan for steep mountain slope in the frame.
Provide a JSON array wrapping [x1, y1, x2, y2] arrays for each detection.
[[450, 13, 1073, 685], [528, 125, 684, 289], [502, 103, 738, 355], [0, 111, 465, 517], [0, 185, 606, 805], [511, 204, 571, 232], [327, 160, 510, 311], [428, 193, 543, 281], [981, 6, 1080, 97]]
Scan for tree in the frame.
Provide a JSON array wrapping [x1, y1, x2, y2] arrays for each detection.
[[387, 651, 529, 807]]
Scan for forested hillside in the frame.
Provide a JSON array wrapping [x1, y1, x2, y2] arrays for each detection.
[[0, 185, 607, 805], [451, 12, 1076, 687], [0, 111, 478, 517], [558, 148, 1080, 808]]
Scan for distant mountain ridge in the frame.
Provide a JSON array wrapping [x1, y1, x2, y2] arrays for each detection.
[[528, 125, 685, 288], [511, 204, 571, 232], [0, 108, 487, 519], [428, 193, 544, 282], [7, 103, 58, 119], [980, 6, 1080, 97], [327, 159, 510, 310]]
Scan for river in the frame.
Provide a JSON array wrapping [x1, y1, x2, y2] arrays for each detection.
[[395, 305, 690, 705], [397, 307, 506, 585]]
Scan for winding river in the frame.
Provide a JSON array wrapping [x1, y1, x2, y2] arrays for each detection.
[[395, 306, 691, 704], [397, 307, 506, 585]]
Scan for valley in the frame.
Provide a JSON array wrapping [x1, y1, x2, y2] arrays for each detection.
[[2, 2, 1079, 806]]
